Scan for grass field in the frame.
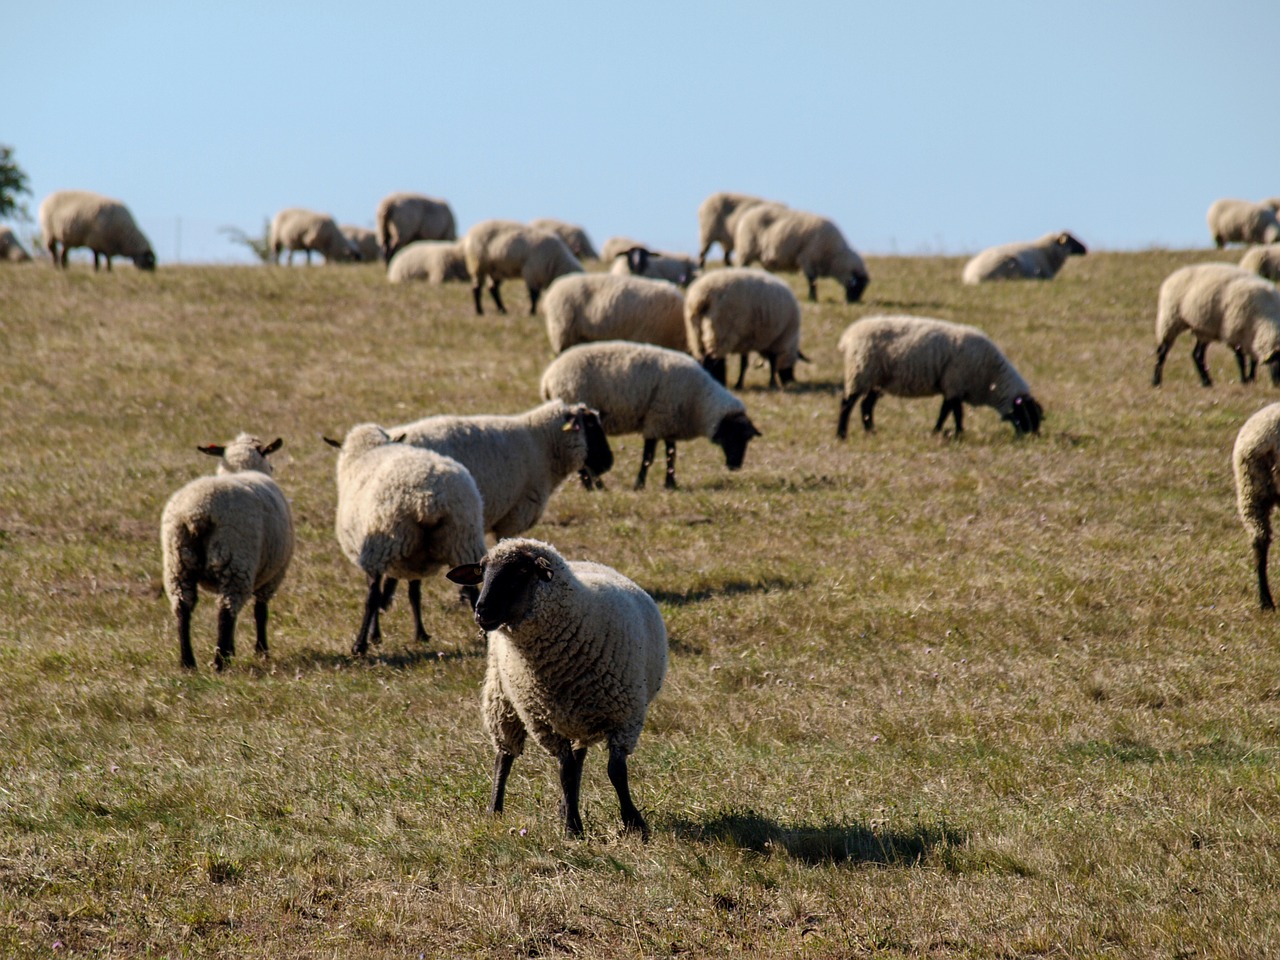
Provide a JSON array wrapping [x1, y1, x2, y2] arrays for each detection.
[[1, 250, 1278, 958]]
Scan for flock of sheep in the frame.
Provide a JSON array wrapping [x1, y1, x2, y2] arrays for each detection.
[[15, 184, 1280, 836]]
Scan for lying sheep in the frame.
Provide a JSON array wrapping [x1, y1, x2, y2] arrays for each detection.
[[961, 231, 1087, 284], [446, 537, 667, 838], [1207, 199, 1280, 248], [462, 219, 583, 315], [1240, 244, 1280, 282], [529, 218, 599, 260], [386, 240, 470, 284], [341, 225, 382, 263], [696, 191, 782, 267], [0, 225, 31, 262], [1233, 402, 1280, 611], [734, 206, 869, 303], [270, 208, 357, 265], [325, 424, 486, 655], [541, 272, 688, 354], [684, 267, 804, 389], [541, 340, 761, 490], [1153, 263, 1280, 388], [160, 434, 294, 671], [600, 236, 645, 263], [836, 315, 1043, 437], [376, 192, 457, 264], [609, 247, 698, 287], [39, 190, 156, 271]]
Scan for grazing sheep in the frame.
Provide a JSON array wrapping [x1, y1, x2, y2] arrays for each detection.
[[529, 218, 599, 260], [836, 315, 1043, 437], [0, 225, 31, 262], [961, 231, 1087, 284], [341, 225, 382, 263], [1240, 244, 1280, 282], [462, 219, 583, 315], [270, 208, 357, 265], [540, 340, 761, 490], [1207, 199, 1280, 248], [609, 247, 698, 287], [1153, 263, 1280, 388], [386, 240, 470, 284], [376, 192, 457, 264], [684, 267, 805, 389], [541, 272, 688, 354], [600, 236, 645, 263], [696, 191, 782, 267], [325, 424, 486, 655], [160, 434, 294, 671], [446, 537, 667, 838], [1233, 402, 1280, 611], [734, 206, 869, 303], [388, 400, 613, 538], [39, 190, 156, 271]]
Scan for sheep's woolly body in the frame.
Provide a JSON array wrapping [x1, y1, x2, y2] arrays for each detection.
[[529, 219, 598, 260], [386, 240, 470, 284], [961, 232, 1086, 284], [608, 250, 698, 286], [1240, 244, 1280, 282], [696, 191, 781, 265], [684, 267, 803, 371], [1207, 199, 1280, 248], [462, 220, 583, 314], [734, 207, 868, 301], [0, 225, 32, 262], [376, 193, 457, 261], [1233, 403, 1280, 609], [39, 190, 155, 269], [541, 273, 688, 353], [270, 208, 355, 264], [341, 225, 381, 263]]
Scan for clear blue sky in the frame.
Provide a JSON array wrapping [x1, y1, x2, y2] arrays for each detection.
[[8, 1, 1278, 263]]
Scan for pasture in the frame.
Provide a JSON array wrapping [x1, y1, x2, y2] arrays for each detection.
[[1, 250, 1277, 957]]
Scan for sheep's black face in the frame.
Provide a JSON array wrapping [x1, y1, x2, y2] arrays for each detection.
[[1004, 395, 1043, 435], [844, 275, 868, 303], [625, 246, 652, 275], [711, 412, 762, 470], [1059, 233, 1087, 256], [134, 251, 157, 271], [777, 365, 796, 387], [702, 356, 728, 386], [449, 552, 553, 631], [579, 410, 614, 478]]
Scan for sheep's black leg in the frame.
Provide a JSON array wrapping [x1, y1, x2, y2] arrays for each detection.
[[837, 392, 860, 439], [407, 579, 430, 644], [934, 398, 952, 432], [1256, 539, 1275, 611], [1153, 342, 1172, 386], [471, 282, 485, 315], [635, 438, 657, 490], [860, 390, 880, 432], [254, 598, 269, 657], [702, 356, 728, 386], [1234, 346, 1255, 383], [214, 605, 237, 672], [527, 285, 540, 314], [93, 251, 101, 272], [489, 281, 507, 315], [558, 745, 588, 838], [1269, 360, 1280, 386], [353, 573, 382, 656], [104, 255, 113, 272], [766, 354, 779, 389], [734, 354, 749, 390], [805, 272, 818, 302], [490, 752, 516, 814], [664, 441, 678, 490], [952, 402, 965, 435], [607, 744, 649, 838], [176, 596, 197, 670], [1191, 342, 1213, 387]]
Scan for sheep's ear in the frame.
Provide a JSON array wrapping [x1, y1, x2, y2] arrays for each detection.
[[390, 432, 407, 443], [445, 563, 485, 586], [797, 350, 812, 363], [534, 556, 554, 581], [323, 436, 342, 449], [197, 444, 225, 458], [562, 413, 581, 432], [259, 438, 284, 455]]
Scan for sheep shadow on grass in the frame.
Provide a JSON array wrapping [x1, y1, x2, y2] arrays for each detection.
[[649, 577, 797, 607], [273, 638, 485, 674]]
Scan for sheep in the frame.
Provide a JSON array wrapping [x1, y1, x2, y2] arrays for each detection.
[[540, 272, 688, 354], [39, 190, 156, 271], [733, 206, 869, 303], [540, 340, 762, 490], [696, 191, 782, 267], [961, 231, 1087, 284], [0, 225, 31, 262], [386, 240, 470, 284], [462, 219, 583, 316], [1233, 402, 1280, 611], [1240, 244, 1280, 282], [445, 537, 667, 838], [684, 267, 805, 389], [324, 424, 487, 656], [529, 218, 599, 260], [388, 400, 614, 539], [608, 246, 698, 287], [1153, 263, 1280, 388], [836, 315, 1043, 438], [340, 225, 382, 263], [376, 192, 457, 264], [600, 236, 645, 263], [160, 434, 294, 671], [269, 208, 357, 265], [1207, 199, 1280, 248]]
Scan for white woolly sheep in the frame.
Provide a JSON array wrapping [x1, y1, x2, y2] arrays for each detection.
[[446, 537, 667, 838], [1207, 199, 1280, 248], [733, 206, 870, 303], [341, 225, 382, 263], [540, 340, 761, 490], [696, 191, 782, 267], [608, 246, 698, 287], [961, 232, 1087, 284], [462, 219, 583, 315], [529, 218, 599, 260], [388, 400, 614, 538], [541, 272, 688, 354], [376, 192, 457, 264], [270, 208, 357, 265], [1240, 244, 1280, 282], [160, 434, 294, 671], [600, 236, 645, 263], [386, 240, 471, 284], [1153, 263, 1280, 388], [684, 267, 805, 389], [1233, 402, 1280, 611], [836, 315, 1043, 438], [0, 225, 32, 262], [324, 424, 487, 656], [39, 190, 156, 271]]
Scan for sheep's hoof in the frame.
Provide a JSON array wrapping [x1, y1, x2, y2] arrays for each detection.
[[414, 628, 432, 645]]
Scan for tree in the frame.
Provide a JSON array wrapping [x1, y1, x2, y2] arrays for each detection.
[[0, 145, 32, 222], [220, 218, 275, 263]]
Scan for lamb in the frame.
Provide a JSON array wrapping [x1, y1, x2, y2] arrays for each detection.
[[1153, 263, 1280, 388], [376, 192, 457, 264], [269, 208, 357, 265], [541, 272, 688, 354], [529, 218, 599, 260], [324, 424, 487, 655], [608, 246, 698, 287], [340, 225, 382, 263], [696, 191, 782, 267], [683, 267, 805, 389], [733, 206, 869, 303], [1240, 244, 1280, 282], [836, 315, 1043, 437], [159, 434, 294, 671], [540, 340, 761, 490], [0, 225, 31, 262], [1233, 402, 1280, 611], [386, 240, 470, 284], [446, 538, 667, 838], [39, 190, 156, 271], [1207, 199, 1280, 248], [961, 231, 1087, 284], [462, 219, 583, 315]]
